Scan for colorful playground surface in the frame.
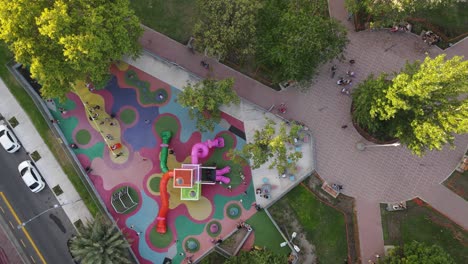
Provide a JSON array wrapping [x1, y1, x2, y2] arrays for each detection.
[[47, 62, 295, 263]]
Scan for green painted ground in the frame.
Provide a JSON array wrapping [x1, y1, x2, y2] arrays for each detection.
[[205, 132, 245, 188], [206, 220, 222, 237], [246, 211, 291, 255], [120, 108, 136, 125], [74, 142, 105, 160], [154, 115, 179, 138], [226, 203, 242, 220], [149, 225, 173, 248], [76, 129, 91, 145], [172, 215, 206, 263], [124, 70, 165, 105], [149, 176, 161, 193]]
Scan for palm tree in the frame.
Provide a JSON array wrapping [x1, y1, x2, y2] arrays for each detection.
[[69, 216, 131, 264]]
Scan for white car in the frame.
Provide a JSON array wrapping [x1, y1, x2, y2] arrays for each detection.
[[18, 161, 45, 193], [0, 124, 21, 153]]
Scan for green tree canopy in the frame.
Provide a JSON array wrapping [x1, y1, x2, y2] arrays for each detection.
[[379, 241, 455, 264], [194, 0, 261, 60], [352, 54, 468, 155], [0, 0, 142, 99], [257, 0, 347, 83], [345, 0, 454, 27], [177, 78, 240, 132], [231, 119, 302, 173], [69, 216, 131, 264], [224, 249, 289, 264]]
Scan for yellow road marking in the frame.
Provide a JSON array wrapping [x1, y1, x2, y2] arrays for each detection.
[[0, 192, 47, 264], [20, 239, 26, 248], [8, 221, 14, 228], [0, 205, 5, 213], [30, 255, 36, 263]]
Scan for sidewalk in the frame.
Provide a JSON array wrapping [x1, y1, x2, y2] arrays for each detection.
[[0, 78, 92, 227]]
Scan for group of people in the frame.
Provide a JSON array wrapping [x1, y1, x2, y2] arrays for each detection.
[[332, 60, 356, 96], [422, 31, 441, 45]]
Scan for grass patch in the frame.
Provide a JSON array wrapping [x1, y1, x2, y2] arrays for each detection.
[[30, 150, 41, 162], [52, 185, 64, 196], [380, 200, 468, 263], [246, 211, 291, 255], [0, 42, 100, 216], [74, 219, 84, 230], [443, 168, 468, 201], [130, 0, 197, 43], [8, 116, 19, 128], [199, 251, 227, 264], [269, 184, 348, 263], [411, 2, 468, 39]]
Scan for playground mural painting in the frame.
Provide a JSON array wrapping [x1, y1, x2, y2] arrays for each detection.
[[47, 63, 268, 264]]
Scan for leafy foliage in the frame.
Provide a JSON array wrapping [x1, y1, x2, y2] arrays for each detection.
[[0, 0, 143, 99], [223, 249, 289, 264], [177, 78, 239, 132], [352, 55, 468, 156], [69, 216, 131, 264], [351, 73, 396, 139], [232, 120, 302, 173], [257, 0, 347, 83], [379, 241, 455, 264], [194, 0, 261, 60], [345, 0, 456, 27]]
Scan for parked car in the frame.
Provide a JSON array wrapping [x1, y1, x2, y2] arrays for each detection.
[[0, 123, 21, 153], [18, 160, 45, 193]]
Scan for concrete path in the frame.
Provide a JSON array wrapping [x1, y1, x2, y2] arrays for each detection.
[[0, 79, 92, 226], [355, 199, 384, 264], [137, 2, 468, 262]]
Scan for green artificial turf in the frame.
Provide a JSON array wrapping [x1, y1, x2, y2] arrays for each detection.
[[270, 184, 348, 263], [246, 211, 291, 256]]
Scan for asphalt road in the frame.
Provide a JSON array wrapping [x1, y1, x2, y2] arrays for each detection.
[[0, 145, 76, 264]]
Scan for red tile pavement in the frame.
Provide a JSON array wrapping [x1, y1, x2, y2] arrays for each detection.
[[137, 1, 468, 262], [420, 184, 468, 230], [355, 199, 384, 264]]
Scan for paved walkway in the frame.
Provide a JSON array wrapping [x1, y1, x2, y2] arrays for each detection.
[[137, 2, 468, 263], [0, 79, 93, 227]]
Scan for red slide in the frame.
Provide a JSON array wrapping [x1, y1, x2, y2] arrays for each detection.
[[156, 171, 174, 234]]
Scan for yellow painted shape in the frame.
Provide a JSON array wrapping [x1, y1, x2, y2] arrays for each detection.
[[74, 81, 128, 164], [115, 61, 129, 71], [0, 192, 47, 264]]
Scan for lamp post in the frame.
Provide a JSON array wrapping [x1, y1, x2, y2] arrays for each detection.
[[280, 231, 300, 253], [356, 142, 401, 151], [17, 200, 81, 229]]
